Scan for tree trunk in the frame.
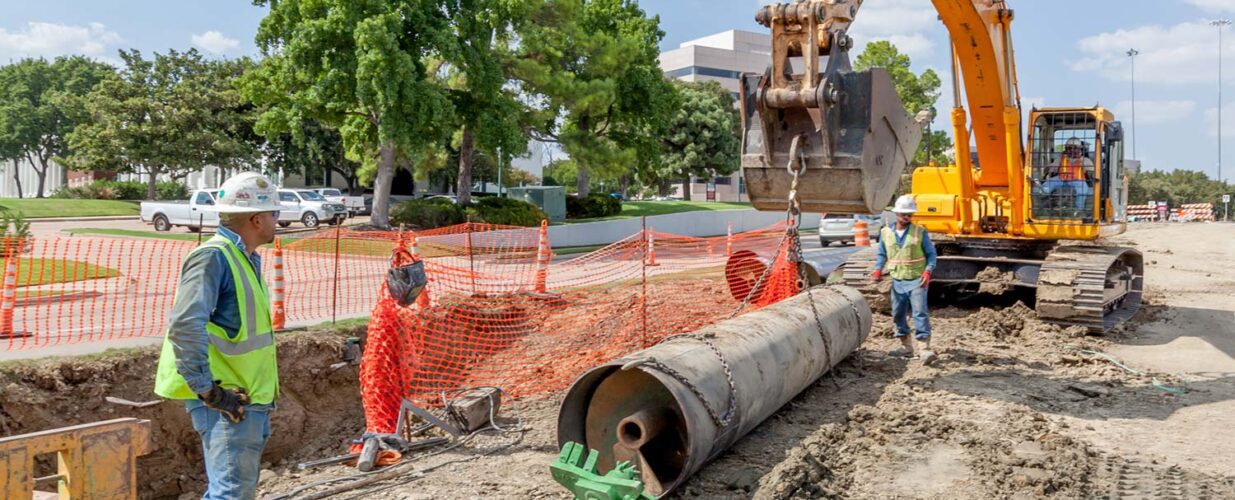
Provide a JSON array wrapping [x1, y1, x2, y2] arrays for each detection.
[[576, 167, 590, 198], [456, 127, 475, 205], [10, 160, 23, 198], [371, 141, 398, 228], [657, 179, 670, 198], [620, 175, 630, 199], [681, 178, 692, 201], [147, 168, 159, 200]]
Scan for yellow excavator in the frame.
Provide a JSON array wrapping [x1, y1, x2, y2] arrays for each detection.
[[741, 0, 1143, 332]]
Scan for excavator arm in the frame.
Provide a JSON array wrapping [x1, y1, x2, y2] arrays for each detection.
[[742, 0, 1025, 233]]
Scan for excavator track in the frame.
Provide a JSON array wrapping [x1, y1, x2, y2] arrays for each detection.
[[839, 244, 1144, 333], [1036, 246, 1143, 333]]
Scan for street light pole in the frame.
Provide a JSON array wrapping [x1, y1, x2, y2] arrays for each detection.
[[1127, 48, 1139, 159], [1215, 19, 1232, 183]]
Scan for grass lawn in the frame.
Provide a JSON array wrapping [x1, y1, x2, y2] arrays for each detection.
[[0, 199, 140, 218], [16, 258, 120, 287], [566, 200, 750, 223]]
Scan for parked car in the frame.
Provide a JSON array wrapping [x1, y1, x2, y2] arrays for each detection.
[[140, 189, 221, 232], [424, 194, 459, 204], [818, 213, 885, 246], [311, 188, 366, 217], [276, 189, 348, 228]]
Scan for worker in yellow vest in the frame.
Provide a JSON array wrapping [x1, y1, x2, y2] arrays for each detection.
[[871, 195, 939, 364], [154, 172, 282, 500]]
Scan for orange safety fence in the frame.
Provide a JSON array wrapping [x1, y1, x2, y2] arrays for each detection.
[[357, 221, 803, 435]]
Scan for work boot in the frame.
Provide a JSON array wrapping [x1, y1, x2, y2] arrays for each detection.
[[918, 338, 937, 365], [889, 336, 914, 358]]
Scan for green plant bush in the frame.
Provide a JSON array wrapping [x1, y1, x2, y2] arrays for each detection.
[[566, 193, 622, 219], [469, 197, 546, 227], [50, 179, 188, 200], [155, 181, 189, 200], [390, 199, 467, 229]]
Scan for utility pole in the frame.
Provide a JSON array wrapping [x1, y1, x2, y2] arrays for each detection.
[[1215, 19, 1232, 183], [1127, 48, 1139, 159]]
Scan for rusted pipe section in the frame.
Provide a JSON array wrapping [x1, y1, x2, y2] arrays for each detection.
[[558, 286, 871, 497]]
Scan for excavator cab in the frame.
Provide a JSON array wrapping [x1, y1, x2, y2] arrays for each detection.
[[739, 1, 925, 215], [1026, 108, 1126, 224]]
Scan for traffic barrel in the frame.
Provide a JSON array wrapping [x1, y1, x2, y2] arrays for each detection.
[[1, 251, 19, 337], [853, 220, 871, 247]]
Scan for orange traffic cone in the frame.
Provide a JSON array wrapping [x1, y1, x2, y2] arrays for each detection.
[[0, 254, 17, 338], [646, 228, 660, 267], [853, 220, 871, 247], [726, 223, 733, 256], [534, 220, 551, 293], [272, 238, 286, 330]]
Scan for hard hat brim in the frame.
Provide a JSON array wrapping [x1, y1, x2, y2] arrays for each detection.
[[891, 208, 918, 214], [202, 203, 283, 213]]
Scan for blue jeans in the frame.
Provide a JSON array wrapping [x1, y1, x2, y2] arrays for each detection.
[[188, 402, 272, 500], [891, 277, 931, 340], [1043, 179, 1092, 210]]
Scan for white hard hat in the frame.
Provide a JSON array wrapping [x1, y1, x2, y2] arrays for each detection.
[[892, 194, 919, 214], [209, 172, 282, 213]]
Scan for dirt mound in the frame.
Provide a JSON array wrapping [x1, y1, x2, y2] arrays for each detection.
[[0, 325, 366, 499]]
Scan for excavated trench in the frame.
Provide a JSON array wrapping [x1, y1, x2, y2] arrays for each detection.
[[0, 325, 367, 499]]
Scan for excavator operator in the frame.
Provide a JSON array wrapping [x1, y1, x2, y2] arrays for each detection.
[[1043, 137, 1094, 211]]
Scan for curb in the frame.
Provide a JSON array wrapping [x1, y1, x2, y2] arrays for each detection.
[[28, 216, 141, 223]]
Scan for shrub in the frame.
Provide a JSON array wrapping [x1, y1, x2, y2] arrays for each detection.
[[469, 197, 546, 227], [566, 193, 622, 219], [156, 181, 189, 200], [390, 199, 467, 229]]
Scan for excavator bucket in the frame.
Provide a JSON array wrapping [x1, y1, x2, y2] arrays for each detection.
[[741, 0, 924, 215], [740, 67, 923, 215]]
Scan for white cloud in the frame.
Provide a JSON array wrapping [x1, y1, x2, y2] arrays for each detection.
[[0, 22, 122, 61], [1201, 103, 1235, 137], [849, 0, 938, 60], [191, 31, 240, 55], [1070, 20, 1233, 85], [1113, 100, 1197, 124], [1185, 0, 1235, 13]]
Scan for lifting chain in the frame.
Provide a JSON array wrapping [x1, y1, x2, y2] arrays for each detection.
[[787, 134, 840, 385]]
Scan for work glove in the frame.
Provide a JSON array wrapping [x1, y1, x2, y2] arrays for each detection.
[[198, 381, 250, 423], [921, 271, 932, 287], [870, 270, 883, 281]]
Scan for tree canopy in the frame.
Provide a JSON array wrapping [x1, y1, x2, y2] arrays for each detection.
[[511, 0, 678, 197], [0, 56, 114, 197], [1129, 168, 1232, 209], [245, 0, 458, 227], [651, 80, 740, 200], [67, 50, 253, 200]]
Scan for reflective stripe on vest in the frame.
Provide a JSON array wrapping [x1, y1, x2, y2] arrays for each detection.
[[154, 235, 278, 403], [1059, 157, 1083, 181], [881, 225, 928, 281]]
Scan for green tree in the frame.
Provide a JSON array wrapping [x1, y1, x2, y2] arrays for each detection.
[[0, 56, 114, 197], [511, 0, 678, 197], [67, 50, 254, 200], [245, 0, 457, 227], [854, 41, 945, 167], [264, 120, 362, 191], [1128, 169, 1232, 208], [652, 80, 740, 200]]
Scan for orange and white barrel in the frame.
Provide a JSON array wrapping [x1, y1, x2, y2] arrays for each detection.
[[853, 220, 871, 247]]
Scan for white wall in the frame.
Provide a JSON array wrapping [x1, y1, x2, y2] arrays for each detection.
[[0, 158, 66, 198]]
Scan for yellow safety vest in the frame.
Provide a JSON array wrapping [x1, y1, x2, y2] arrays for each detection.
[[154, 235, 278, 404], [880, 224, 928, 281]]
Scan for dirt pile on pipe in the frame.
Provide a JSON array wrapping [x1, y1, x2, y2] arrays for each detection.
[[0, 326, 366, 499]]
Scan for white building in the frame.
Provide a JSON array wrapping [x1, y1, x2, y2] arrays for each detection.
[[659, 30, 772, 202]]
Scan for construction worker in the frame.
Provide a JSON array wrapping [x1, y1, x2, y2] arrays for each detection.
[[1044, 137, 1094, 211], [154, 172, 282, 500], [871, 195, 939, 364]]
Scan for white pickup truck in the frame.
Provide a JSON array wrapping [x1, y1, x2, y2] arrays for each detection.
[[312, 188, 366, 217], [141, 188, 348, 232]]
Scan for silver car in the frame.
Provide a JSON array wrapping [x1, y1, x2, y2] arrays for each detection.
[[818, 213, 885, 246]]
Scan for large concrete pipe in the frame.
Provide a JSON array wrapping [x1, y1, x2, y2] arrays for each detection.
[[557, 285, 871, 497]]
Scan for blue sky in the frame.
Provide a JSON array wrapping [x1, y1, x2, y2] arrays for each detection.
[[1, 0, 1232, 181]]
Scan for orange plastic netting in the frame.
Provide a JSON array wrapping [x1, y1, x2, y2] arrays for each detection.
[[358, 221, 803, 435]]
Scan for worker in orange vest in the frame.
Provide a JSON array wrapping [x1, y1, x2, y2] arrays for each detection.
[[1043, 138, 1094, 212]]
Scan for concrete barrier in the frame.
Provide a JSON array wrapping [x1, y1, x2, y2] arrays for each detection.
[[546, 210, 821, 248]]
